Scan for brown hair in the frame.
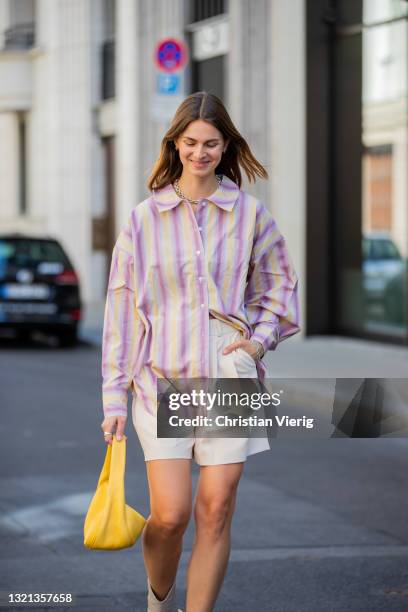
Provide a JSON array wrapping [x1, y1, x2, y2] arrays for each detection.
[[147, 91, 268, 191]]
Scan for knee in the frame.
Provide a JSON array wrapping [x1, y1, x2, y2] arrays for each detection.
[[150, 508, 191, 538], [194, 494, 236, 538]]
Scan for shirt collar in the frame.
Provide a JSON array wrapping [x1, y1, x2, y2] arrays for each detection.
[[152, 175, 240, 213]]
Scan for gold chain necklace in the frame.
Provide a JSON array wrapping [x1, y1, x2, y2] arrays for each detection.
[[173, 175, 222, 205]]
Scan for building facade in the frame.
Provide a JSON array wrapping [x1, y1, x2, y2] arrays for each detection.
[[0, 0, 407, 344]]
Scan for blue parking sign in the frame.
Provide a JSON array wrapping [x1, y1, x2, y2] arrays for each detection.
[[157, 73, 180, 95]]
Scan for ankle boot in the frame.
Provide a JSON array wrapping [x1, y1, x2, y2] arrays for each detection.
[[147, 577, 177, 612]]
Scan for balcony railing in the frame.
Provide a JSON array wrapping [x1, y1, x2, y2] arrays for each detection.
[[102, 39, 115, 100], [4, 22, 35, 50]]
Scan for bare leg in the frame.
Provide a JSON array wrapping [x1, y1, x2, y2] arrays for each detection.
[[186, 462, 244, 611], [143, 458, 192, 601]]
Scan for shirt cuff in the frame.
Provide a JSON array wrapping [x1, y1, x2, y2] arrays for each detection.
[[102, 388, 129, 418], [103, 407, 128, 418], [249, 322, 280, 353]]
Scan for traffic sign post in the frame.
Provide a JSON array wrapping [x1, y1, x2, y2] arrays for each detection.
[[152, 37, 188, 123]]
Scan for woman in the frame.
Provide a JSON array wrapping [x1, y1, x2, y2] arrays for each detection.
[[100, 92, 300, 612]]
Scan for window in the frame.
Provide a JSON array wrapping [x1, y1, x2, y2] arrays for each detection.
[[191, 1, 227, 23], [18, 113, 27, 216]]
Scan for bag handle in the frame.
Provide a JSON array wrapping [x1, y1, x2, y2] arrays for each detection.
[[98, 434, 127, 500]]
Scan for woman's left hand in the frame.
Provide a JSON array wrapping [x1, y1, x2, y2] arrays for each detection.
[[222, 339, 260, 361]]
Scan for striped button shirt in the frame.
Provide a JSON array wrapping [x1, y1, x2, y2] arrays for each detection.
[[102, 175, 300, 418]]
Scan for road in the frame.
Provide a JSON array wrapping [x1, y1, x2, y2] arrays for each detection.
[[1, 335, 408, 611]]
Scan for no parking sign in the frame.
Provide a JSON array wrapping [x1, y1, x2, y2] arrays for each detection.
[[152, 38, 188, 123], [154, 38, 188, 73]]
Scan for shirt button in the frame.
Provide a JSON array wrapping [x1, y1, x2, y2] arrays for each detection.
[[198, 276, 203, 281], [198, 227, 203, 231], [200, 304, 205, 308], [201, 201, 206, 206], [196, 250, 201, 255]]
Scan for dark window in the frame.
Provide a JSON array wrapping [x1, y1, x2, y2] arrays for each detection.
[[5, 0, 36, 49], [192, 55, 225, 101], [191, 0, 226, 23], [18, 114, 27, 216], [0, 239, 70, 270], [102, 40, 115, 100], [4, 22, 35, 49], [306, 0, 408, 340], [101, 0, 116, 100], [369, 239, 401, 261]]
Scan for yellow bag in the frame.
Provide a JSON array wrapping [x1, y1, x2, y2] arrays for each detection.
[[84, 435, 146, 550]]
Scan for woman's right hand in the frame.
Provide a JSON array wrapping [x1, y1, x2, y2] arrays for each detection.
[[100, 415, 127, 446]]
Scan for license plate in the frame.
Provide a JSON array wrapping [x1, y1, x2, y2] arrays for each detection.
[[1, 284, 51, 299], [0, 302, 57, 314]]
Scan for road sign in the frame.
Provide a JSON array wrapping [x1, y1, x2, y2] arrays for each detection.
[[154, 38, 188, 73], [157, 73, 181, 95]]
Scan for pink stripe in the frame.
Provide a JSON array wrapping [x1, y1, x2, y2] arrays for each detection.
[[174, 206, 189, 376], [152, 206, 169, 376], [229, 192, 247, 309]]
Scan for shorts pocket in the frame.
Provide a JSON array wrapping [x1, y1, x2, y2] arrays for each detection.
[[233, 347, 258, 377]]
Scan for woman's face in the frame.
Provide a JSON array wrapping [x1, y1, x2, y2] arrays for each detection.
[[175, 120, 228, 179]]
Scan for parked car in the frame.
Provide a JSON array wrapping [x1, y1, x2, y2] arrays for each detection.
[[384, 260, 407, 325], [0, 234, 82, 346], [362, 232, 404, 299]]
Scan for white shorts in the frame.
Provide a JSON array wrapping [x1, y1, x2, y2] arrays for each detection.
[[131, 317, 271, 465]]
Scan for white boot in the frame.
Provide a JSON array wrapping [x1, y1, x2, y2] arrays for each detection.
[[147, 577, 177, 612]]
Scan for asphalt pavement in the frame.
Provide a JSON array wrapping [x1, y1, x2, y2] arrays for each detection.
[[1, 330, 408, 612]]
